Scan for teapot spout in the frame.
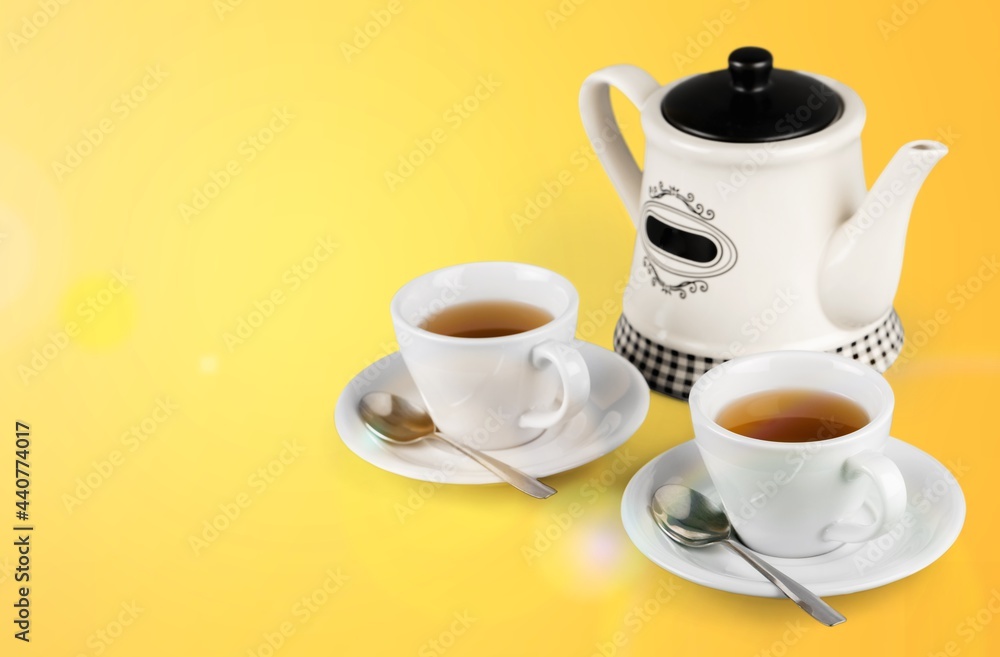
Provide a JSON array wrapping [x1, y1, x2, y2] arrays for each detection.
[[820, 140, 948, 328]]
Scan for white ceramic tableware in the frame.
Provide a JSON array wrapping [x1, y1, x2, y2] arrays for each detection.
[[689, 351, 907, 558], [621, 438, 964, 597], [335, 342, 649, 483], [391, 262, 591, 450]]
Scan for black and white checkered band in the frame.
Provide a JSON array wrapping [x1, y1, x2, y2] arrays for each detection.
[[613, 310, 905, 400]]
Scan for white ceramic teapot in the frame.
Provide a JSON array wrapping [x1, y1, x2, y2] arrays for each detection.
[[579, 47, 947, 399]]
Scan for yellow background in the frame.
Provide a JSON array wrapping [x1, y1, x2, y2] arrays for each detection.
[[2, 0, 998, 655]]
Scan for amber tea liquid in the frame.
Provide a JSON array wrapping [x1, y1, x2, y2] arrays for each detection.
[[419, 300, 554, 339], [716, 389, 869, 443]]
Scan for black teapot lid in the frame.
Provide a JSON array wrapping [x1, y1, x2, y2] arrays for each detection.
[[661, 47, 843, 142]]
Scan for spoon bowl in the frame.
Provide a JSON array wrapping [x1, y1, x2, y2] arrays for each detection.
[[649, 484, 845, 626], [651, 483, 732, 546], [359, 392, 435, 444]]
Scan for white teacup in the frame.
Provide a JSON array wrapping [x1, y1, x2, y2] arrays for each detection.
[[391, 262, 591, 450], [689, 351, 907, 559]]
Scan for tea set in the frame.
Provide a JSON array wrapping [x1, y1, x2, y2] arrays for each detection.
[[334, 47, 965, 624]]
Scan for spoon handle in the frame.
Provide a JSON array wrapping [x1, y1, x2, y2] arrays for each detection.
[[430, 434, 557, 499], [723, 540, 846, 627]]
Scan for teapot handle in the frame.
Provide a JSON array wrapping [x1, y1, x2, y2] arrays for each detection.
[[579, 65, 660, 228]]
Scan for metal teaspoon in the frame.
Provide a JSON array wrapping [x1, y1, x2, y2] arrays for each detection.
[[359, 391, 556, 499], [650, 483, 845, 626]]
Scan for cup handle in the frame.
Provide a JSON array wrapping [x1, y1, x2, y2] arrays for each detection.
[[518, 340, 591, 430], [822, 451, 907, 544]]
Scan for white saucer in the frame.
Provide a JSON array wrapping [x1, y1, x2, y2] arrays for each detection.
[[335, 341, 650, 484], [621, 438, 965, 597]]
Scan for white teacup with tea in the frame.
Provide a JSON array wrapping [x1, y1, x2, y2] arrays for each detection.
[[391, 262, 591, 450], [690, 351, 907, 559]]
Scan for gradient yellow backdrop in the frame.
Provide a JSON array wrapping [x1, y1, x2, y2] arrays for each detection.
[[2, 0, 998, 655]]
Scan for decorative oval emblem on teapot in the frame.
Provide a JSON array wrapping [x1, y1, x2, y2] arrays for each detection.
[[640, 185, 737, 287]]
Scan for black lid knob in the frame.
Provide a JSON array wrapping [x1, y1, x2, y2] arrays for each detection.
[[729, 46, 772, 93]]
